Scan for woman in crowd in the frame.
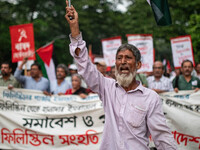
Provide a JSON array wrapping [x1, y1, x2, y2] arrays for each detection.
[[65, 74, 88, 98]]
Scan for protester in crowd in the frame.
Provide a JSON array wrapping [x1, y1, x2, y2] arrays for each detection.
[[44, 64, 71, 95], [94, 57, 108, 77], [65, 3, 177, 149], [195, 62, 200, 79], [173, 59, 200, 92], [65, 74, 88, 98], [69, 63, 78, 74], [136, 73, 148, 87], [0, 62, 21, 89], [147, 61, 173, 93], [14, 57, 50, 91], [65, 64, 77, 85], [65, 63, 87, 88]]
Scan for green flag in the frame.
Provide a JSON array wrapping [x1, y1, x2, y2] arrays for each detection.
[[147, 0, 172, 26]]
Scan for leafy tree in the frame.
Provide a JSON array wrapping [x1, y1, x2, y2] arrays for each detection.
[[1, 0, 200, 68], [187, 14, 200, 63], [0, 1, 16, 64]]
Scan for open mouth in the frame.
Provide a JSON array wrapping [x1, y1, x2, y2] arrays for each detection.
[[120, 66, 130, 74]]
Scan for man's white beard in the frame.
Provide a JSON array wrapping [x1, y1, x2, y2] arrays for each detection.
[[115, 67, 136, 87]]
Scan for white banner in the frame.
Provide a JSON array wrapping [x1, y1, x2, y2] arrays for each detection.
[[160, 90, 200, 150], [0, 87, 104, 150], [127, 34, 154, 72], [101, 36, 122, 67], [0, 87, 200, 150], [170, 35, 195, 68]]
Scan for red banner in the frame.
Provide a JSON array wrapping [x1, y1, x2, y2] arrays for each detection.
[[9, 23, 35, 63]]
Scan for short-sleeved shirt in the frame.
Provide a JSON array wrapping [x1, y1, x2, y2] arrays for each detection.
[[172, 75, 200, 90], [50, 79, 71, 94], [0, 75, 21, 88], [14, 68, 50, 91]]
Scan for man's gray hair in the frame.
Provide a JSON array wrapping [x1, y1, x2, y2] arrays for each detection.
[[116, 43, 141, 63], [56, 64, 68, 75]]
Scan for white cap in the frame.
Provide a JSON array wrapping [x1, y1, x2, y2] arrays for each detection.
[[69, 64, 77, 70], [94, 57, 106, 66]]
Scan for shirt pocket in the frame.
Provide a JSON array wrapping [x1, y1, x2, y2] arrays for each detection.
[[126, 105, 146, 127]]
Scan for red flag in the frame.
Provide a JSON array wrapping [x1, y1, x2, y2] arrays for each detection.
[[9, 23, 35, 63], [36, 43, 53, 66]]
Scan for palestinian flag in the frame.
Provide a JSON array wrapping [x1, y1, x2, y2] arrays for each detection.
[[36, 43, 56, 81], [147, 0, 172, 26]]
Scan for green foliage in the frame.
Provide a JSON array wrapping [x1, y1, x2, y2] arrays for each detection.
[[187, 14, 200, 63], [0, 0, 200, 68]]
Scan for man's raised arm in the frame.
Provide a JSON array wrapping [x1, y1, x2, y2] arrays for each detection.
[[64, 1, 109, 99], [65, 0, 80, 36], [65, 0, 82, 55]]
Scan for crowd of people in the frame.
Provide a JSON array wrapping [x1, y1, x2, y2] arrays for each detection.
[[1, 2, 199, 150], [0, 56, 200, 97]]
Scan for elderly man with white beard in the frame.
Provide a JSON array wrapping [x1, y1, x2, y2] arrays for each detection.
[[65, 1, 177, 150]]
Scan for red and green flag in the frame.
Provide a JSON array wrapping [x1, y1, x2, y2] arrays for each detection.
[[36, 43, 56, 81]]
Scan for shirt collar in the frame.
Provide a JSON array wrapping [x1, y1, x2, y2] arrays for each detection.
[[32, 76, 42, 82], [57, 79, 66, 85], [115, 80, 144, 93], [152, 75, 164, 81], [0, 75, 13, 80]]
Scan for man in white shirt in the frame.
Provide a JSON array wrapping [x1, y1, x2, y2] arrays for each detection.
[[147, 61, 173, 93]]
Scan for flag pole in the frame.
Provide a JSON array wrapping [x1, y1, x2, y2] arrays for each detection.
[[24, 63, 27, 76], [36, 35, 66, 53]]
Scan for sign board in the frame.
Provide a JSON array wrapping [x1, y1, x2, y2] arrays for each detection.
[[101, 36, 122, 67], [127, 34, 154, 72], [170, 35, 195, 68], [9, 23, 35, 63]]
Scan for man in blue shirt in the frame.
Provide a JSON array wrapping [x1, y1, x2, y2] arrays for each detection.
[[14, 57, 50, 92], [49, 64, 72, 95]]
